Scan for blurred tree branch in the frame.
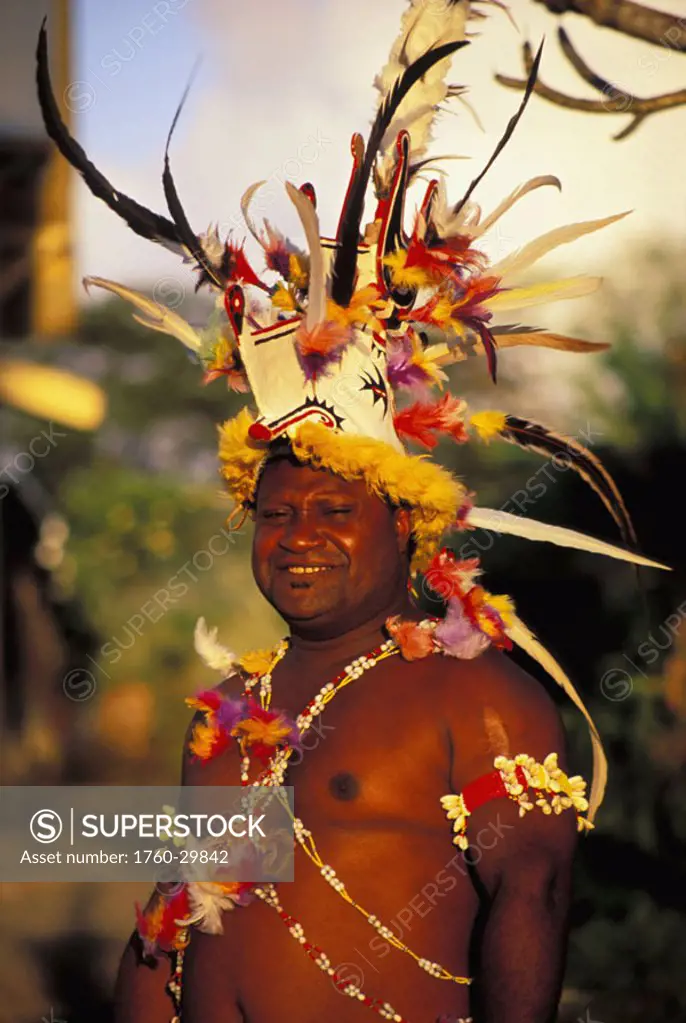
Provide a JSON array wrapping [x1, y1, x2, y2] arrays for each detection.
[[532, 0, 686, 50], [497, 29, 686, 139], [497, 1, 686, 138]]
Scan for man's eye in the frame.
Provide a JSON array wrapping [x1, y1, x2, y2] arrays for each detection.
[[261, 510, 288, 520], [324, 507, 352, 516]]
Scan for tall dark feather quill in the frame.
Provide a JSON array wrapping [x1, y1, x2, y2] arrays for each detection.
[[452, 41, 544, 219], [36, 18, 181, 253], [162, 79, 227, 291], [332, 39, 469, 307], [500, 414, 637, 547]]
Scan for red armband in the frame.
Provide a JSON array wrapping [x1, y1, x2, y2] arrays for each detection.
[[440, 752, 592, 850]]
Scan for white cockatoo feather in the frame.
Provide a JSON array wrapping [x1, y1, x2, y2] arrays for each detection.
[[193, 616, 237, 675], [374, 0, 471, 192]]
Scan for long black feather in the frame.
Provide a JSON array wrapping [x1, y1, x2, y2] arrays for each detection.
[[162, 77, 227, 291], [36, 18, 181, 252], [501, 414, 637, 547], [452, 41, 544, 219], [332, 39, 469, 307]]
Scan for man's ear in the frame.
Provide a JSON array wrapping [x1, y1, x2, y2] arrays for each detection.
[[393, 506, 413, 555]]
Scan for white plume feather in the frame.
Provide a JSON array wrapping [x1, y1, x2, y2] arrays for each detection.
[[466, 507, 669, 570], [193, 617, 237, 675], [285, 181, 326, 328], [82, 276, 202, 352], [181, 881, 241, 934], [240, 181, 268, 246], [490, 212, 630, 280], [375, 0, 471, 192], [429, 178, 481, 238], [470, 175, 562, 239]]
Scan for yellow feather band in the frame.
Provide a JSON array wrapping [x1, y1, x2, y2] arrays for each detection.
[[216, 411, 466, 572], [469, 410, 507, 442]]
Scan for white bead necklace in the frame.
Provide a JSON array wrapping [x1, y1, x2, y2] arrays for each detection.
[[234, 631, 472, 1021]]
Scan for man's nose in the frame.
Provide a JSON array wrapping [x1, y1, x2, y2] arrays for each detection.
[[278, 515, 326, 551]]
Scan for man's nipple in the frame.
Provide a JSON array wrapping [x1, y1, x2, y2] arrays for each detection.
[[328, 771, 360, 801]]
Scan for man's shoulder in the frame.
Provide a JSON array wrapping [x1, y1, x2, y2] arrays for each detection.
[[436, 647, 560, 724], [434, 648, 568, 783]]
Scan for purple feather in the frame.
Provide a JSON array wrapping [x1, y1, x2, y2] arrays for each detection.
[[387, 335, 435, 401], [435, 598, 489, 660], [217, 695, 248, 733], [284, 718, 302, 752], [296, 346, 348, 383], [268, 245, 292, 281]]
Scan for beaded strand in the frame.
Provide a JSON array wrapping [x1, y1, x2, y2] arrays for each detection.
[[252, 883, 407, 1022], [237, 637, 471, 990], [171, 629, 473, 1023]]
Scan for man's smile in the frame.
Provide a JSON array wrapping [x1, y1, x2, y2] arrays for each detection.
[[281, 565, 337, 575]]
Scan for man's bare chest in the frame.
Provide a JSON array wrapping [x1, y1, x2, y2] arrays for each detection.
[[204, 655, 452, 835]]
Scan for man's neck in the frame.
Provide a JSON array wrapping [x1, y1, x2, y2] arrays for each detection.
[[285, 592, 422, 674]]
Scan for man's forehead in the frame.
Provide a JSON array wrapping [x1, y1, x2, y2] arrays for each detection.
[[257, 458, 372, 501]]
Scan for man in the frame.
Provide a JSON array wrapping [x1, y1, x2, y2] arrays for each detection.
[[37, 1, 663, 1020], [115, 449, 577, 1023]]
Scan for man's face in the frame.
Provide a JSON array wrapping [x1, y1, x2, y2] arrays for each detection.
[[251, 457, 411, 631]]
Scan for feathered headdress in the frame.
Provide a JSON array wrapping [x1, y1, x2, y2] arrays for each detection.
[[38, 1, 668, 819]]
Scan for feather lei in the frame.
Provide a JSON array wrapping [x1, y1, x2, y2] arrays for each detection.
[[135, 886, 191, 956], [185, 689, 247, 761], [387, 549, 514, 659], [232, 699, 301, 765]]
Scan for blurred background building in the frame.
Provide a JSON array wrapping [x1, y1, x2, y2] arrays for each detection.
[[1, 1, 686, 1021]]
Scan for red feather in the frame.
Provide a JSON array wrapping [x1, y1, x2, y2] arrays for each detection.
[[393, 394, 469, 448], [226, 241, 268, 291]]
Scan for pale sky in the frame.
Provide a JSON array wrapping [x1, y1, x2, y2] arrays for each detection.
[[4, 0, 686, 351]]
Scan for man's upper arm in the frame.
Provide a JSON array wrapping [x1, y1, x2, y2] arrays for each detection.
[[443, 649, 580, 897]]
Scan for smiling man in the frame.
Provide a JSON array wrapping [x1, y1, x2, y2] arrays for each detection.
[[38, 1, 665, 1021], [115, 447, 583, 1023]]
